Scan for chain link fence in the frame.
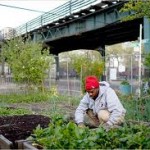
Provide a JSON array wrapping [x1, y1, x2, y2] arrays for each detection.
[[105, 54, 150, 95], [0, 54, 150, 96]]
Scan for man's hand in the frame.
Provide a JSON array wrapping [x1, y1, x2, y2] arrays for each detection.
[[92, 117, 99, 126], [78, 123, 86, 128]]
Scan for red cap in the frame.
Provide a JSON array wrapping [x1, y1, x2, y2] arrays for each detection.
[[85, 76, 99, 91]]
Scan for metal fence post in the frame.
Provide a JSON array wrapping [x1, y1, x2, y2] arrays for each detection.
[[130, 54, 133, 94]]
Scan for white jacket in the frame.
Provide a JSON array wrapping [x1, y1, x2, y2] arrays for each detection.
[[75, 81, 126, 125]]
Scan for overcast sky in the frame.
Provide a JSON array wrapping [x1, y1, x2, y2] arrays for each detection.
[[0, 0, 69, 30]]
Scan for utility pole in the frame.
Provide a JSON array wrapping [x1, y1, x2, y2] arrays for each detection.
[[0, 32, 5, 77]]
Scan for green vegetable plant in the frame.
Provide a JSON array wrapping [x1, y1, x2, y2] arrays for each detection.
[[120, 80, 130, 85], [31, 115, 150, 149]]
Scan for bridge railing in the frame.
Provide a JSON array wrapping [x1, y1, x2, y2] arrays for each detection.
[[15, 0, 98, 35]]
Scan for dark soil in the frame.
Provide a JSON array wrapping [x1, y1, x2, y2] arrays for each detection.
[[0, 114, 51, 147]]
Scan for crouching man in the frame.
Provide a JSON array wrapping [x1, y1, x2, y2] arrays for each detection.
[[75, 76, 126, 130]]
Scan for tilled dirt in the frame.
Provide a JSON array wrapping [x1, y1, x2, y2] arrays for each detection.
[[0, 102, 76, 149], [0, 114, 51, 145]]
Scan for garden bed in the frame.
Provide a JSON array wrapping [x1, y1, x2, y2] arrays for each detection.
[[0, 114, 50, 149]]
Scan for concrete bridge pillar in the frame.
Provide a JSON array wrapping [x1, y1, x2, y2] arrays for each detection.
[[54, 55, 59, 80], [33, 32, 37, 42], [144, 17, 150, 53], [98, 45, 106, 81], [33, 32, 42, 42]]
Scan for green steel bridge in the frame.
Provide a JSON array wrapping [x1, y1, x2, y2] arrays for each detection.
[[14, 0, 150, 55]]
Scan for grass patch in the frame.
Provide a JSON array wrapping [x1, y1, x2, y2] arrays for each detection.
[[120, 94, 150, 122], [0, 107, 32, 116], [0, 92, 50, 103]]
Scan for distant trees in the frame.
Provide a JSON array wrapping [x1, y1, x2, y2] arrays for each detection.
[[70, 50, 104, 93], [121, 0, 150, 77]]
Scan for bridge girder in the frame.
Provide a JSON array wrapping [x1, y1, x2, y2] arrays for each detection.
[[21, 1, 143, 55], [43, 18, 143, 55]]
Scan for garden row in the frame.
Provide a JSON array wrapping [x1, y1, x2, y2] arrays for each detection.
[[0, 92, 150, 149], [1, 115, 150, 149]]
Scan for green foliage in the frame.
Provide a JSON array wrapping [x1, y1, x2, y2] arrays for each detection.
[[120, 0, 150, 21], [120, 80, 130, 85], [0, 91, 150, 122], [0, 107, 32, 116], [39, 94, 81, 117], [0, 92, 50, 103], [31, 115, 150, 149], [144, 53, 150, 68], [48, 94, 81, 106], [0, 93, 81, 117], [71, 54, 104, 93], [120, 95, 150, 121], [1, 36, 53, 91]]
